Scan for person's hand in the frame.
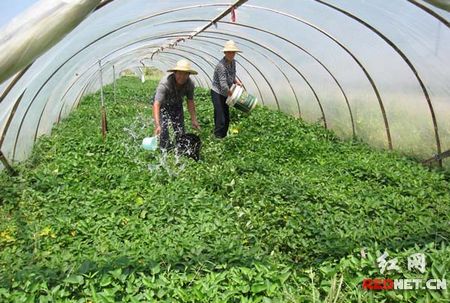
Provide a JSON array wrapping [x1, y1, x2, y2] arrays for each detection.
[[228, 89, 233, 97], [154, 125, 161, 135], [192, 120, 200, 130], [235, 79, 243, 86]]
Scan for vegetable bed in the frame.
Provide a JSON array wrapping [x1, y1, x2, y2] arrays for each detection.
[[1, 77, 449, 302]]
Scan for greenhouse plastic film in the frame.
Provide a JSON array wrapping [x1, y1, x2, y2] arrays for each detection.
[[0, 0, 449, 167]]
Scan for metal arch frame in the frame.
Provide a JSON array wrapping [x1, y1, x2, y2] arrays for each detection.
[[4, 2, 445, 160], [158, 23, 298, 114], [56, 33, 262, 120], [79, 58, 207, 101], [201, 26, 356, 136], [36, 43, 168, 111], [244, 5, 392, 150], [30, 47, 173, 142], [167, 18, 362, 131], [150, 42, 265, 103], [6, 38, 207, 155], [0, 64, 32, 104], [52, 31, 265, 129], [17, 9, 353, 158], [65, 48, 211, 114], [57, 41, 209, 118], [85, 32, 265, 106], [152, 39, 278, 109], [161, 48, 281, 110], [37, 46, 167, 140], [172, 42, 267, 107], [104, 46, 208, 86], [198, 31, 340, 131], [407, 0, 450, 27], [122, 30, 310, 122], [99, 34, 272, 108], [100, 46, 208, 88], [172, 15, 419, 138], [312, 0, 443, 164], [171, 36, 278, 109], [7, 3, 334, 159], [0, 91, 26, 153], [73, 59, 204, 116], [152, 41, 281, 110], [191, 37, 301, 117], [180, 38, 278, 109], [79, 59, 175, 101], [7, 3, 243, 159], [143, 32, 262, 97], [0, 149, 16, 175]]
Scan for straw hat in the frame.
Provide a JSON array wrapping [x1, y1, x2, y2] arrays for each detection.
[[222, 40, 241, 53], [167, 59, 198, 75]]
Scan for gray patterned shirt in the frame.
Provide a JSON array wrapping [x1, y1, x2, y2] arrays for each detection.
[[154, 74, 194, 108], [212, 57, 236, 97]]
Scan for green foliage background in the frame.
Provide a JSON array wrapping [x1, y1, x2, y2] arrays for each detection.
[[1, 77, 449, 302]]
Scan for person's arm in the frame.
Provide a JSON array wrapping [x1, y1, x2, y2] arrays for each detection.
[[216, 64, 232, 96], [153, 82, 166, 135], [187, 99, 200, 130], [186, 81, 200, 130], [232, 59, 241, 87], [152, 101, 161, 135]]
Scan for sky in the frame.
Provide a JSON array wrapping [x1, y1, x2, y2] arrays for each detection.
[[0, 0, 38, 29]]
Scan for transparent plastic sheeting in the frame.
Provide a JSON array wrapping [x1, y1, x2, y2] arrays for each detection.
[[0, 0, 449, 171], [0, 0, 102, 84]]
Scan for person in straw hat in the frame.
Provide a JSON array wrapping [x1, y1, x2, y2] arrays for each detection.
[[153, 59, 200, 150], [211, 40, 243, 138]]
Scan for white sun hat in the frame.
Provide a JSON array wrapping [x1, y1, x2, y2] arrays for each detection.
[[222, 40, 242, 52], [167, 59, 198, 75]]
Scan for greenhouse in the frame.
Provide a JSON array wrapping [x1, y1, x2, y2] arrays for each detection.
[[0, 0, 449, 302]]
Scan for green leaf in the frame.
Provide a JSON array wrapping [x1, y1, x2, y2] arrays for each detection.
[[65, 275, 84, 285], [251, 282, 267, 294]]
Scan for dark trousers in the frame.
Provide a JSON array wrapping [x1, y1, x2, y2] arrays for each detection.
[[159, 105, 185, 150], [211, 90, 230, 138]]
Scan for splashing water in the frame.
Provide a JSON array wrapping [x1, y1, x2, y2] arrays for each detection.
[[122, 113, 186, 176]]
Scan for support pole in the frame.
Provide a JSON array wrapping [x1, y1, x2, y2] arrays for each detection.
[[113, 65, 116, 102], [423, 149, 450, 166], [99, 61, 107, 141], [0, 150, 17, 176]]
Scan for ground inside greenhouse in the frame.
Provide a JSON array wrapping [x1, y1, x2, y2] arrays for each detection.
[[1, 77, 449, 302]]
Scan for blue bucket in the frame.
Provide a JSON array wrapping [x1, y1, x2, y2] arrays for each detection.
[[142, 136, 158, 150]]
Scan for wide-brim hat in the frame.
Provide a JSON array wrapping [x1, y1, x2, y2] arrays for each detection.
[[222, 40, 242, 53], [167, 59, 198, 75]]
